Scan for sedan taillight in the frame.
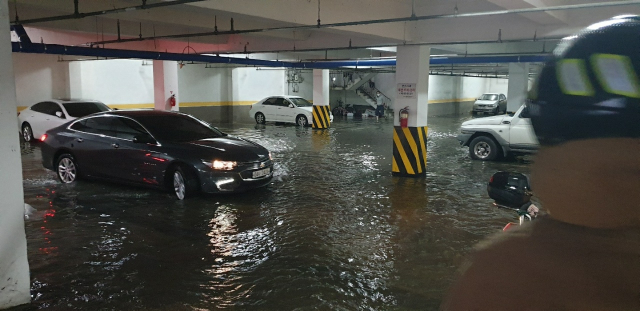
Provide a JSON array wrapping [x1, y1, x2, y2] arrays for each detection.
[[40, 134, 48, 142]]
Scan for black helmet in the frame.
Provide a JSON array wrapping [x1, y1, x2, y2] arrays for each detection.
[[487, 171, 532, 208], [528, 15, 640, 146]]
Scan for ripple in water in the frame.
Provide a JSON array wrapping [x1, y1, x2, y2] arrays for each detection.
[[16, 117, 533, 310]]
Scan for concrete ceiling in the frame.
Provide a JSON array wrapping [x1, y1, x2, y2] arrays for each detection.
[[8, 0, 640, 62]]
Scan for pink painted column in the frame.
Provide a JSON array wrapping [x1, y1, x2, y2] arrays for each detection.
[[153, 60, 179, 111]]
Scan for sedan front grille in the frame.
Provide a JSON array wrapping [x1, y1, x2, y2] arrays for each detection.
[[240, 159, 272, 170]]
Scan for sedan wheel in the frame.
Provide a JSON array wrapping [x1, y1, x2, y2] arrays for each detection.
[[56, 154, 78, 183], [255, 112, 266, 124], [173, 170, 186, 200], [296, 115, 308, 127], [171, 166, 198, 200], [22, 124, 33, 142]]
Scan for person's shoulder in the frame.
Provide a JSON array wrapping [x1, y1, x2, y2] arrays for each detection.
[[442, 217, 640, 310], [441, 219, 557, 310]]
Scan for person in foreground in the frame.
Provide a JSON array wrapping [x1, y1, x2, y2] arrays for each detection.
[[441, 15, 640, 310]]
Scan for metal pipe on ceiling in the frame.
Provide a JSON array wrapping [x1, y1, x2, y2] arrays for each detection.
[[11, 42, 550, 68], [88, 0, 640, 46], [12, 0, 208, 25], [206, 37, 560, 55]]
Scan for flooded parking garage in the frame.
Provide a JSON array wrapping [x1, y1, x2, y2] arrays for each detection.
[[13, 115, 533, 311]]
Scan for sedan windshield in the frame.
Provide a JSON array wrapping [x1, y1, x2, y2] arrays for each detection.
[[63, 102, 111, 117], [288, 98, 313, 107], [135, 115, 224, 142], [479, 94, 499, 101]]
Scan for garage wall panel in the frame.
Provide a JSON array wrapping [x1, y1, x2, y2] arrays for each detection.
[[178, 65, 230, 104], [179, 67, 288, 123], [13, 53, 69, 109], [371, 73, 510, 116], [232, 68, 286, 103], [69, 59, 154, 107]]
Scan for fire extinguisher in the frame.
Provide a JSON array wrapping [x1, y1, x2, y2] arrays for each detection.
[[399, 106, 409, 128], [169, 94, 176, 107]]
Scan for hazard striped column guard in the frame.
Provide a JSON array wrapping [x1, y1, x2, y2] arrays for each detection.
[[392, 126, 428, 177], [312, 105, 331, 129]]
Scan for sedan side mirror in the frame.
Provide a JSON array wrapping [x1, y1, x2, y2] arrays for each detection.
[[55, 111, 65, 119], [289, 103, 295, 108], [133, 133, 156, 144]]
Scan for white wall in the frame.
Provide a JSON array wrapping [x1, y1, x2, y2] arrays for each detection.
[[13, 53, 69, 108], [11, 54, 519, 116], [69, 59, 154, 106], [373, 72, 510, 110], [456, 76, 509, 100], [178, 65, 231, 103], [232, 68, 286, 103]]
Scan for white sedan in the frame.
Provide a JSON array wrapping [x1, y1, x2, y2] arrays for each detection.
[[18, 99, 111, 142], [248, 95, 333, 127]]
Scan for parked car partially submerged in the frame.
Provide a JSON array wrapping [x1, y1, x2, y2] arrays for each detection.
[[457, 104, 538, 161], [18, 99, 111, 142], [472, 93, 507, 115], [40, 110, 273, 199], [249, 95, 333, 126]]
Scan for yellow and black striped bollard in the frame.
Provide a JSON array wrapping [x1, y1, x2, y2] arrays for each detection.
[[392, 126, 428, 177], [312, 105, 331, 129]]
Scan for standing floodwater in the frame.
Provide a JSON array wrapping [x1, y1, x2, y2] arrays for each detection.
[[14, 115, 532, 310]]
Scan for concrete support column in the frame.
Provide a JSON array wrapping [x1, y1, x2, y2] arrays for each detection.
[[507, 62, 530, 112], [312, 69, 331, 129], [393, 45, 430, 177], [0, 0, 31, 308], [153, 60, 179, 111]]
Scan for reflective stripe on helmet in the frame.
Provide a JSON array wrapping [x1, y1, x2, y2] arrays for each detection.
[[590, 54, 640, 98], [556, 59, 594, 96]]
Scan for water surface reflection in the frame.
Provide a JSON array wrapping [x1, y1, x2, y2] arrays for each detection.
[[15, 116, 532, 310]]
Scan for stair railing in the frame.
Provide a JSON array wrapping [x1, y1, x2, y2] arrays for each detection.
[[345, 72, 364, 87], [357, 83, 391, 106]]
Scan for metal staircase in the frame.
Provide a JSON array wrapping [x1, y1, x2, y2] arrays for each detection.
[[345, 72, 377, 90], [356, 84, 390, 109], [331, 72, 377, 90]]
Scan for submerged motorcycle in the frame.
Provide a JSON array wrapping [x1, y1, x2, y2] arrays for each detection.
[[487, 171, 539, 231]]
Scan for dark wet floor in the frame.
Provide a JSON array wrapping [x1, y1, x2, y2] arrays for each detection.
[[12, 114, 533, 311]]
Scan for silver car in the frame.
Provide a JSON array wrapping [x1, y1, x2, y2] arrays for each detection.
[[472, 93, 507, 115]]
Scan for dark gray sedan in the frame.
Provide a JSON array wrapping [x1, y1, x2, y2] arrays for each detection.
[[40, 110, 273, 199]]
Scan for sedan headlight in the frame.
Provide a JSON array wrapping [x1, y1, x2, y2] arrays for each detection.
[[203, 160, 237, 170]]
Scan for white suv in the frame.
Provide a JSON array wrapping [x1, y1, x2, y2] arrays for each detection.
[[457, 104, 538, 161]]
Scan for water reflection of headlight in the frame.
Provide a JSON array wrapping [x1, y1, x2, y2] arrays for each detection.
[[206, 206, 274, 272]]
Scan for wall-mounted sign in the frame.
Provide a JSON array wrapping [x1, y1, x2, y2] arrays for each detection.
[[397, 83, 416, 98]]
